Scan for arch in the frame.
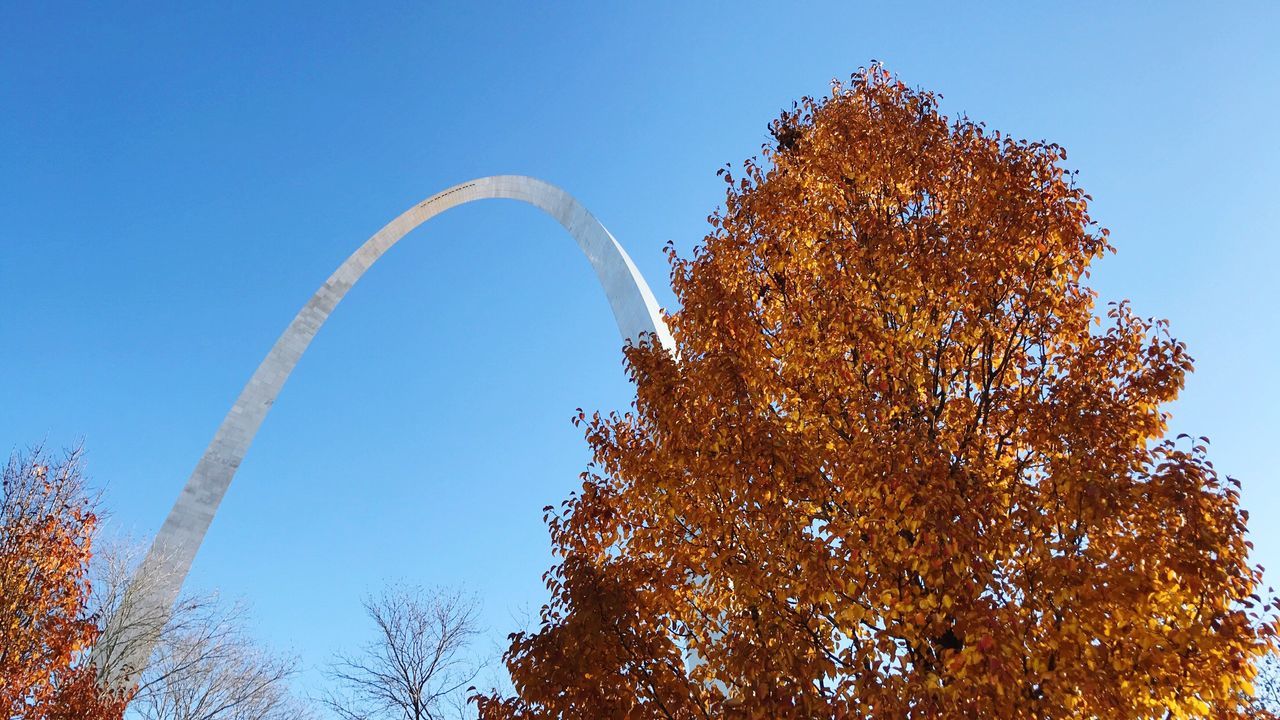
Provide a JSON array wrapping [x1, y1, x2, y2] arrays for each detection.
[[98, 175, 675, 686]]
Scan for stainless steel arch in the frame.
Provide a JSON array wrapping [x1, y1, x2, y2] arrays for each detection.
[[99, 175, 675, 686]]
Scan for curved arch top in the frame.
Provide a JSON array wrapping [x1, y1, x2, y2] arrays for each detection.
[[98, 176, 675, 685]]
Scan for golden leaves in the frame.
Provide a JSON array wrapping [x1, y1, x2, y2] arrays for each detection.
[[477, 65, 1277, 720]]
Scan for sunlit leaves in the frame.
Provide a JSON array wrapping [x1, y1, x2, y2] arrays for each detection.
[[0, 448, 130, 719], [478, 66, 1277, 719]]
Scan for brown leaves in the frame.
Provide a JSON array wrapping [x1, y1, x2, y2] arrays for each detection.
[[0, 448, 129, 720], [479, 65, 1277, 719]]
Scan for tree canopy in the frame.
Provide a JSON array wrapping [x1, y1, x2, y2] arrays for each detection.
[[477, 67, 1276, 719]]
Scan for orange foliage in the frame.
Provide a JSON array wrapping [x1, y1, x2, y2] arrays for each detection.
[[0, 449, 128, 719], [478, 67, 1277, 719]]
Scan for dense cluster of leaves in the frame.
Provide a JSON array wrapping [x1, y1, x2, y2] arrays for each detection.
[[476, 67, 1276, 719], [0, 448, 128, 720]]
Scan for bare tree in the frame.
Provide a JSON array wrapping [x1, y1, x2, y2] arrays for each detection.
[[131, 601, 312, 720], [322, 586, 484, 720], [91, 538, 190, 688], [90, 541, 314, 720]]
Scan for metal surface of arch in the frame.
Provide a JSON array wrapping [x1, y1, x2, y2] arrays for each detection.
[[100, 175, 675, 685]]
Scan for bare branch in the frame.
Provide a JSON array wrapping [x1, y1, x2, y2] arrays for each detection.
[[322, 585, 486, 720], [89, 541, 314, 720]]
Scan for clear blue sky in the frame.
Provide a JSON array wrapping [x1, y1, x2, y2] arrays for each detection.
[[2, 0, 1277, 695]]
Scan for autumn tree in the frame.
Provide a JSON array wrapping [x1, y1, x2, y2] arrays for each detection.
[[0, 447, 129, 720], [477, 67, 1277, 719]]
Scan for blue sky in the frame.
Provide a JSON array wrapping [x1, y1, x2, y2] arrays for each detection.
[[2, 0, 1277, 696]]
